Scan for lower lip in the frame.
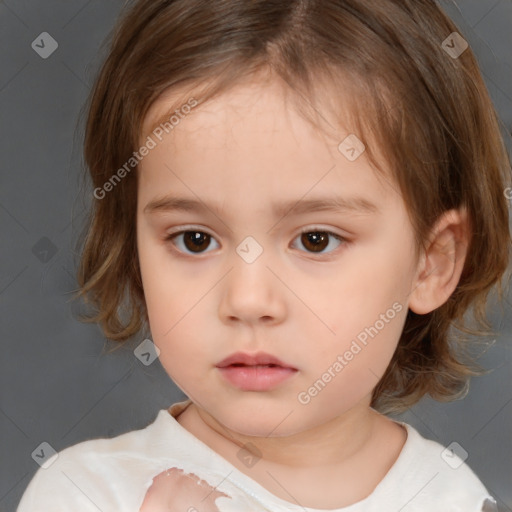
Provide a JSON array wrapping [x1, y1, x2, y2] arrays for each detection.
[[217, 365, 298, 391]]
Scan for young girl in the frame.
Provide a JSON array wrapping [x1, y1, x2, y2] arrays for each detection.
[[17, 0, 511, 510]]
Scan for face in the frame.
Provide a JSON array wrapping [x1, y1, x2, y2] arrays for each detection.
[[136, 77, 419, 438]]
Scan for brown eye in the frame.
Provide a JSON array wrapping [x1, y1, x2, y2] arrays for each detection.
[[183, 231, 211, 252], [301, 232, 329, 252], [166, 230, 219, 254], [293, 230, 345, 255]]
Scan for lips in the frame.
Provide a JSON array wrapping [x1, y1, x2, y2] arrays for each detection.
[[216, 351, 298, 391], [216, 351, 296, 370]]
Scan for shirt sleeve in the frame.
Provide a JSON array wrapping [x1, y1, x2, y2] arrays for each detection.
[[16, 466, 107, 512]]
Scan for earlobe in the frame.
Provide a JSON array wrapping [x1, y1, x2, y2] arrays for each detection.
[[408, 208, 470, 315]]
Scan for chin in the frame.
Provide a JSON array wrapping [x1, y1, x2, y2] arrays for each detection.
[[213, 404, 311, 438]]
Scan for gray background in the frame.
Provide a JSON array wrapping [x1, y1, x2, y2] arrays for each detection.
[[1, 0, 511, 510]]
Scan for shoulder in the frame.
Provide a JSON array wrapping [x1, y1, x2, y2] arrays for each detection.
[[16, 409, 178, 512], [387, 421, 496, 511]]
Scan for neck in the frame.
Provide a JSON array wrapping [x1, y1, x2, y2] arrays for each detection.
[[175, 398, 407, 508], [180, 397, 378, 469]]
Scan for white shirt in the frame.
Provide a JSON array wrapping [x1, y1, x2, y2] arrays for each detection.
[[17, 399, 497, 512]]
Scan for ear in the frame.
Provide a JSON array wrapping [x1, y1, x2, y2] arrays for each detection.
[[408, 208, 470, 315]]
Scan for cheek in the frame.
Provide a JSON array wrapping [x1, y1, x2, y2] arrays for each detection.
[[137, 230, 191, 328], [137, 242, 187, 354], [137, 244, 212, 371], [308, 246, 410, 394], [301, 306, 407, 415], [325, 246, 410, 336]]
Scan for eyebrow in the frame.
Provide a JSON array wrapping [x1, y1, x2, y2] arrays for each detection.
[[143, 194, 379, 218]]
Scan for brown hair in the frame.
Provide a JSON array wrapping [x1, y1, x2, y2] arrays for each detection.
[[74, 0, 511, 414]]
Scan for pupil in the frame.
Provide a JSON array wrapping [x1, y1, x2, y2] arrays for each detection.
[[185, 231, 210, 252], [302, 232, 328, 252]]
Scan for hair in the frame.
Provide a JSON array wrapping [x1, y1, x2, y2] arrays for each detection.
[[73, 0, 511, 414]]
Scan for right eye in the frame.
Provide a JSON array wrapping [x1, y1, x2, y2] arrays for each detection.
[[165, 230, 220, 255]]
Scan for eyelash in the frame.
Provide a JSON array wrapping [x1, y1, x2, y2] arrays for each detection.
[[164, 227, 348, 258]]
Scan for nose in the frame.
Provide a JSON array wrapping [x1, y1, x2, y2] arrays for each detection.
[[218, 250, 287, 326]]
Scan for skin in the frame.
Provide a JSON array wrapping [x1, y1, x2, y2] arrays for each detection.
[[139, 468, 230, 512], [136, 72, 469, 509]]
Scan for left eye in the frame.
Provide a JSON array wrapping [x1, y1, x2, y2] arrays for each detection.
[[291, 230, 345, 254], [165, 230, 219, 254]]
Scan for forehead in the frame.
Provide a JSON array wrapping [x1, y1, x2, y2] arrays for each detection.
[[142, 72, 359, 147], [138, 77, 399, 210]]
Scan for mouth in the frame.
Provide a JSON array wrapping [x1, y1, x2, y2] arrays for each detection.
[[216, 352, 298, 391], [228, 363, 281, 368], [215, 351, 296, 370]]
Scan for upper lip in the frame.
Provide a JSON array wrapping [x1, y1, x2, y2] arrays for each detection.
[[216, 351, 296, 369]]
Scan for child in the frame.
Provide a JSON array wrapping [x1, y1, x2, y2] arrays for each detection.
[[17, 0, 511, 510]]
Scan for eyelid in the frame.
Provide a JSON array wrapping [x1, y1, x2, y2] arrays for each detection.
[[294, 225, 348, 239], [165, 224, 216, 238], [165, 225, 348, 242]]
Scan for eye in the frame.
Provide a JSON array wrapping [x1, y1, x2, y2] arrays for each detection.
[[165, 230, 220, 255], [164, 227, 347, 257], [291, 229, 346, 255]]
